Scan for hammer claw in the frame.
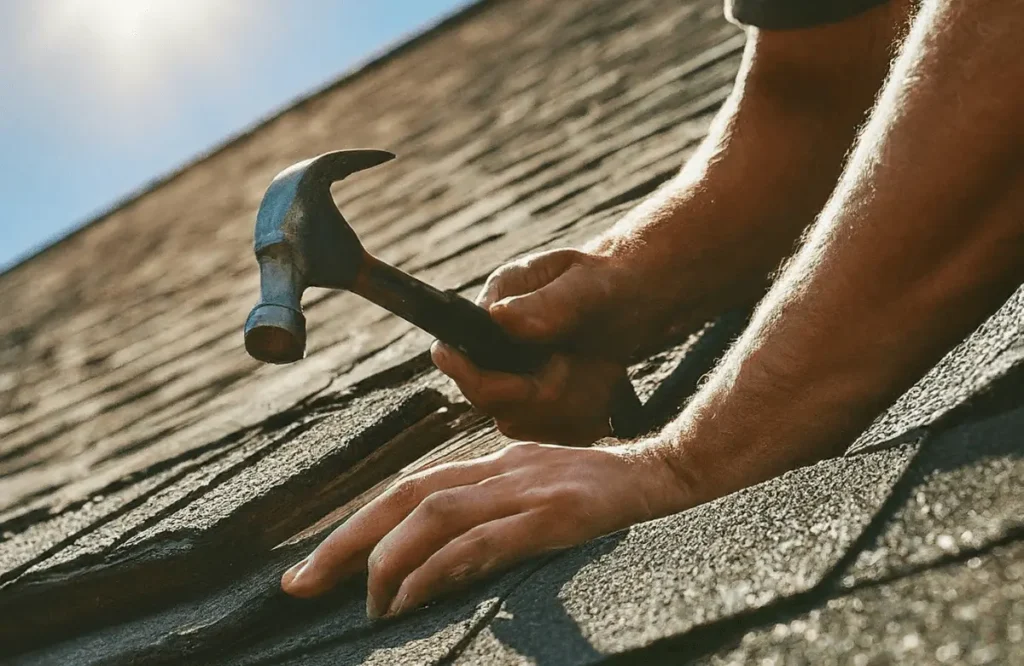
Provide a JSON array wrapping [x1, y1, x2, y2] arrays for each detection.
[[305, 149, 396, 183], [243, 148, 646, 437]]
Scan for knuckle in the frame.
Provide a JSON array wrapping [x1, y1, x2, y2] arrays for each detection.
[[461, 529, 497, 560], [486, 263, 512, 282], [474, 473, 510, 493], [366, 547, 392, 581], [494, 260, 522, 277], [447, 560, 481, 583], [483, 269, 502, 287], [489, 263, 522, 288], [536, 247, 580, 264], [528, 481, 588, 510], [556, 248, 586, 264], [384, 477, 423, 509], [480, 274, 503, 297], [418, 489, 460, 519], [528, 504, 565, 531], [499, 440, 542, 458], [508, 255, 536, 271]]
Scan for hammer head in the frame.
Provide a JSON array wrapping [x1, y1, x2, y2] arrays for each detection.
[[243, 149, 395, 364]]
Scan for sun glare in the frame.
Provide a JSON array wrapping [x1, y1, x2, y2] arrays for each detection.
[[90, 0, 179, 51], [40, 0, 238, 84]]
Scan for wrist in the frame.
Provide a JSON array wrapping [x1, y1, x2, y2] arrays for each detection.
[[572, 242, 702, 358], [610, 438, 702, 519], [584, 211, 764, 355], [546, 245, 658, 360], [654, 345, 892, 507]]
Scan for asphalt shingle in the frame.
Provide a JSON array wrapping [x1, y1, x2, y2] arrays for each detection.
[[2, 0, 1024, 663], [850, 286, 1024, 454], [846, 403, 1024, 588], [703, 541, 1024, 666], [454, 445, 916, 665]]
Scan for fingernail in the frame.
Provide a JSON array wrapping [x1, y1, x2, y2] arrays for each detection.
[[367, 593, 387, 619], [281, 557, 310, 592], [386, 592, 409, 618]]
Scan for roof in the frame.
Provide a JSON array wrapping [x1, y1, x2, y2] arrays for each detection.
[[1, 0, 1022, 663]]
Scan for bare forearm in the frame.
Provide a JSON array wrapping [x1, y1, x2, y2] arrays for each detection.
[[657, 0, 1024, 505], [586, 7, 905, 353], [288, 1, 1024, 617]]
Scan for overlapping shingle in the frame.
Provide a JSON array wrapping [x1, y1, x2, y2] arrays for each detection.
[[3, 0, 1024, 663]]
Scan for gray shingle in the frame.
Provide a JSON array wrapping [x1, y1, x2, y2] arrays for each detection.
[[702, 541, 1024, 666], [454, 445, 916, 665], [850, 286, 1024, 454], [845, 404, 1024, 588], [2, 0, 1024, 663]]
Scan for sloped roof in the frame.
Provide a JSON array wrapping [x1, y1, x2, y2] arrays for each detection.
[[1, 0, 1022, 663]]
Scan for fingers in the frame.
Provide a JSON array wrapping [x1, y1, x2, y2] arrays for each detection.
[[475, 249, 613, 343], [476, 263, 528, 310], [282, 441, 668, 620], [475, 249, 585, 310], [280, 454, 506, 599], [385, 510, 558, 617], [431, 341, 614, 444], [365, 475, 522, 617], [431, 342, 539, 408], [488, 292, 559, 341], [490, 262, 611, 342]]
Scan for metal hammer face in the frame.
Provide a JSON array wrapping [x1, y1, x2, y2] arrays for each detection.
[[243, 149, 395, 364], [243, 149, 647, 438], [245, 147, 551, 375]]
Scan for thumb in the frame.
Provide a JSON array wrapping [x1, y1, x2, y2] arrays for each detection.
[[489, 265, 608, 342]]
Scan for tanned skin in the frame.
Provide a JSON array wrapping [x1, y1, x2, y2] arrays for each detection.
[[281, 0, 1024, 619]]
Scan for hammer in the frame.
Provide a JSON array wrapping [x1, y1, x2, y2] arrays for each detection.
[[243, 149, 645, 438]]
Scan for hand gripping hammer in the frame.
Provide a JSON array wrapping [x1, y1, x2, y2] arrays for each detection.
[[242, 150, 645, 438]]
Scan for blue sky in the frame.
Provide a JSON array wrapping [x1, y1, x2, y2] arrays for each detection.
[[0, 0, 468, 271]]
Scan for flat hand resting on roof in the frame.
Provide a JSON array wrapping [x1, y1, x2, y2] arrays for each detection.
[[281, 0, 1024, 618]]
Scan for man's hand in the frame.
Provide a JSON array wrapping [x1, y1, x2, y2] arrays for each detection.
[[430, 9, 906, 446], [278, 3, 924, 620], [432, 248, 632, 445], [280, 441, 688, 617]]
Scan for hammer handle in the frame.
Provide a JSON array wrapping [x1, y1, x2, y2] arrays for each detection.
[[353, 255, 645, 437]]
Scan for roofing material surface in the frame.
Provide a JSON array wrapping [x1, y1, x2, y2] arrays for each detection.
[[1, 0, 1022, 663]]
